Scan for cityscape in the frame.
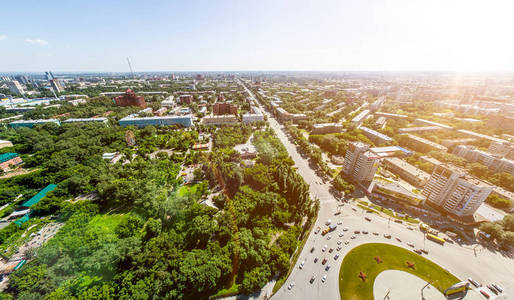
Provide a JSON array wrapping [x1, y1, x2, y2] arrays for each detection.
[[1, 1, 514, 300]]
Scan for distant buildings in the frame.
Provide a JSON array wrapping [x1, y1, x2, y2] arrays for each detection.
[[7, 80, 25, 95], [369, 146, 413, 158], [10, 119, 61, 128], [351, 109, 370, 124], [360, 126, 392, 144], [374, 112, 408, 119], [342, 142, 379, 183], [489, 141, 514, 160], [179, 94, 193, 104], [441, 138, 477, 148], [202, 115, 238, 126], [114, 89, 147, 108], [0, 152, 23, 172], [457, 129, 508, 144], [422, 164, 492, 217], [154, 107, 168, 116], [400, 134, 447, 153], [453, 145, 514, 175], [370, 96, 385, 112], [398, 126, 445, 134], [275, 107, 307, 122], [414, 118, 453, 130], [213, 102, 237, 115], [487, 115, 514, 131], [119, 115, 192, 127], [383, 157, 430, 188], [311, 123, 344, 134]]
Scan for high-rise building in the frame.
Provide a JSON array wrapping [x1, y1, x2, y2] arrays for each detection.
[[422, 164, 492, 217], [342, 142, 379, 183], [7, 80, 25, 95], [114, 89, 147, 108], [213, 102, 237, 115], [45, 71, 55, 80], [14, 75, 29, 85], [49, 79, 64, 94]]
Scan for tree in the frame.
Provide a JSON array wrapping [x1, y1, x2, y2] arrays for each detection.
[[479, 222, 504, 241]]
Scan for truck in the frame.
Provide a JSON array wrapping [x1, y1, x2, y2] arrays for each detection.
[[321, 224, 337, 236]]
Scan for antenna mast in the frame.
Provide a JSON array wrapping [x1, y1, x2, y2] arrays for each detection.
[[127, 57, 135, 78]]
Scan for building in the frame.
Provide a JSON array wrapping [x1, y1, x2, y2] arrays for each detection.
[[370, 96, 385, 112], [383, 157, 430, 188], [7, 80, 25, 95], [0, 140, 13, 149], [453, 145, 514, 175], [10, 119, 61, 128], [213, 102, 237, 115], [0, 153, 23, 172], [161, 96, 175, 107], [119, 115, 192, 127], [242, 106, 264, 123], [63, 117, 108, 124], [114, 89, 147, 108], [21, 184, 58, 208], [370, 181, 426, 206], [488, 141, 514, 159], [49, 79, 64, 94], [360, 126, 392, 144], [341, 142, 379, 183], [351, 109, 370, 124], [311, 123, 344, 134], [375, 112, 408, 119], [275, 107, 307, 122], [375, 116, 386, 127], [401, 134, 447, 153], [456, 129, 507, 144], [202, 115, 238, 126], [422, 164, 492, 217], [487, 115, 514, 131], [441, 138, 477, 148], [398, 126, 444, 134], [179, 94, 193, 104], [370, 146, 413, 158], [414, 118, 453, 130], [154, 107, 168, 116]]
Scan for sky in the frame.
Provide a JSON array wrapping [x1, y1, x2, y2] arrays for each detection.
[[1, 0, 514, 72]]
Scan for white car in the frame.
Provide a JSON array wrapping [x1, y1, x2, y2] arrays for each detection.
[[407, 226, 414, 231], [337, 240, 342, 245], [407, 242, 415, 248], [337, 221, 343, 225], [345, 240, 350, 245], [322, 245, 328, 252], [373, 232, 379, 235], [327, 235, 332, 240], [325, 219, 331, 225], [299, 260, 305, 269], [339, 232, 344, 237], [351, 235, 356, 239], [321, 274, 327, 283], [288, 282, 295, 290], [343, 227, 349, 231], [336, 246, 342, 251]]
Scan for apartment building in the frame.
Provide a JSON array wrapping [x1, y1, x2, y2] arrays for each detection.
[[342, 142, 379, 183]]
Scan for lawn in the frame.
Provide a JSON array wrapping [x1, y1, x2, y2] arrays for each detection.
[[338, 243, 459, 300]]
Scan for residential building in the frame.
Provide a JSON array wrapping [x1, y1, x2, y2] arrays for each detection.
[[398, 126, 444, 134], [311, 123, 344, 134], [351, 109, 370, 124], [63, 117, 108, 124], [453, 145, 514, 175], [7, 80, 25, 95], [242, 106, 264, 123], [202, 115, 238, 126], [119, 115, 192, 127], [154, 107, 168, 116], [0, 140, 13, 149], [161, 96, 175, 107], [341, 142, 379, 183], [487, 115, 514, 131], [414, 118, 453, 130], [360, 126, 392, 144], [49, 79, 64, 94], [370, 146, 413, 158], [275, 107, 307, 122], [400, 134, 447, 153], [213, 102, 237, 115], [383, 157, 430, 188], [179, 94, 193, 104], [374, 112, 408, 119], [422, 164, 492, 217], [114, 89, 147, 108], [0, 153, 23, 172], [457, 129, 507, 144], [488, 141, 514, 159], [441, 138, 477, 148], [370, 96, 385, 112], [10, 119, 61, 128]]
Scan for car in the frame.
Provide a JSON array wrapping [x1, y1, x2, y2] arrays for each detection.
[[337, 240, 342, 245], [407, 242, 415, 248], [407, 226, 414, 231], [314, 257, 318, 263], [322, 245, 328, 252], [394, 219, 403, 224], [345, 240, 350, 245], [421, 249, 429, 254], [336, 246, 342, 251], [351, 235, 356, 239], [487, 285, 499, 295], [299, 260, 305, 269], [334, 254, 340, 260], [480, 290, 490, 299], [468, 278, 480, 288], [343, 227, 349, 231], [315, 227, 321, 234], [321, 275, 327, 283], [373, 232, 379, 235], [384, 234, 392, 239], [362, 230, 368, 234], [352, 208, 357, 212], [492, 284, 503, 293], [354, 230, 360, 234], [365, 217, 372, 221], [339, 232, 344, 237], [325, 265, 330, 271], [396, 237, 402, 242], [310, 276, 316, 284], [329, 248, 334, 253], [310, 247, 315, 253], [414, 249, 422, 254], [334, 212, 341, 216], [322, 258, 327, 265], [327, 235, 331, 240], [288, 282, 295, 290], [325, 219, 331, 225], [337, 221, 343, 225]]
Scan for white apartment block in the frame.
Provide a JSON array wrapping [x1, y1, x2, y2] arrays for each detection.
[[342, 142, 378, 183]]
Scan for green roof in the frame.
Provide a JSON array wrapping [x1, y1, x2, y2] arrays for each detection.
[[0, 152, 19, 164], [22, 184, 57, 208], [14, 214, 30, 226]]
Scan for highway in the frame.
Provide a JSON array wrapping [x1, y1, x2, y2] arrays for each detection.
[[238, 79, 514, 300]]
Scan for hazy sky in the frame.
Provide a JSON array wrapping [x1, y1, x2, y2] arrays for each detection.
[[1, 0, 514, 72]]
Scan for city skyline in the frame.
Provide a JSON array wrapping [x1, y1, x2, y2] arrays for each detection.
[[2, 0, 514, 72]]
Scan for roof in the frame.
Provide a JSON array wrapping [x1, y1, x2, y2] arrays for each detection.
[[22, 184, 57, 208], [0, 152, 19, 163]]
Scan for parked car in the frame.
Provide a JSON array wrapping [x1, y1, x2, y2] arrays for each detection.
[[322, 245, 327, 252], [321, 275, 327, 283], [343, 227, 349, 231], [327, 235, 332, 240], [299, 260, 305, 269], [329, 248, 334, 253], [325, 219, 331, 225], [310, 247, 315, 253], [373, 232, 379, 235], [288, 282, 295, 290], [337, 240, 342, 245], [345, 240, 350, 245], [310, 276, 316, 284], [487, 285, 499, 295], [396, 237, 402, 242], [468, 278, 480, 288], [314, 257, 318, 263], [315, 227, 321, 234], [384, 234, 391, 239], [407, 242, 414, 247], [365, 217, 372, 222], [337, 221, 343, 225], [339, 232, 344, 237], [334, 254, 340, 260], [421, 249, 429, 254], [336, 246, 342, 251], [354, 230, 360, 234], [492, 284, 503, 293], [362, 230, 368, 234], [351, 235, 356, 239], [414, 249, 422, 255], [480, 290, 490, 299], [322, 258, 327, 265], [325, 265, 330, 271]]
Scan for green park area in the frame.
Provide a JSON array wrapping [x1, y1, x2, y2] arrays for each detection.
[[339, 243, 459, 300]]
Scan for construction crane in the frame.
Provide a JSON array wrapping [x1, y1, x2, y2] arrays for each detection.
[[126, 57, 135, 79]]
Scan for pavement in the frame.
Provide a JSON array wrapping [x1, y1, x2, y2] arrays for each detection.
[[238, 79, 514, 300], [373, 270, 445, 300]]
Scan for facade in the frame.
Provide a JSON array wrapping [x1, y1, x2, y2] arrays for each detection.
[[63, 117, 108, 124], [114, 89, 147, 108], [360, 127, 392, 144], [383, 157, 430, 188], [374, 112, 408, 119], [342, 142, 379, 183], [422, 164, 492, 217], [119, 115, 192, 127], [311, 123, 344, 134], [10, 119, 61, 128], [7, 80, 25, 95], [0, 153, 23, 172], [275, 107, 308, 122], [401, 134, 448, 153], [202, 115, 238, 126], [179, 94, 193, 104], [213, 102, 237, 115]]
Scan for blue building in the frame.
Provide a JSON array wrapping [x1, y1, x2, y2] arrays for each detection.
[[119, 115, 193, 127]]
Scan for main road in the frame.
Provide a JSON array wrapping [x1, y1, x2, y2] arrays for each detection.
[[238, 79, 514, 300]]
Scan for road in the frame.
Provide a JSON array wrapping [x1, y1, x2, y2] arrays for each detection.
[[238, 79, 514, 300]]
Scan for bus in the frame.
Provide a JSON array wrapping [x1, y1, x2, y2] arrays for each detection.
[[426, 233, 445, 245]]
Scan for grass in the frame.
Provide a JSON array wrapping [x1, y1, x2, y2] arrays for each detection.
[[339, 243, 459, 300], [369, 204, 420, 224], [210, 282, 240, 299], [177, 183, 199, 197]]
